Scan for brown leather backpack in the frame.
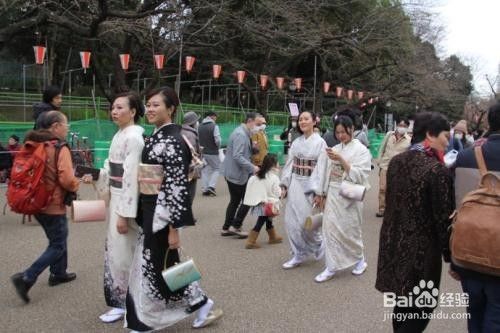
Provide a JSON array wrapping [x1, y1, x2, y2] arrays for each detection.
[[450, 146, 500, 276]]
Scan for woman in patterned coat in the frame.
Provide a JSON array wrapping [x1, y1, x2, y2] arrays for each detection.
[[376, 112, 455, 332], [125, 87, 222, 332]]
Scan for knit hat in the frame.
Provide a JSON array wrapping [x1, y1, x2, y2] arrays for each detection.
[[454, 120, 468, 134], [183, 111, 200, 126]]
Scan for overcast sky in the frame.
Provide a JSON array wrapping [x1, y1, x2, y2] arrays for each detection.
[[435, 0, 500, 95]]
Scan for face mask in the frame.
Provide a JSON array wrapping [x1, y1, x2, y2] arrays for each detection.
[[260, 124, 266, 131], [454, 133, 463, 141], [396, 127, 407, 135], [194, 121, 199, 129], [291, 122, 297, 128], [466, 135, 474, 143]]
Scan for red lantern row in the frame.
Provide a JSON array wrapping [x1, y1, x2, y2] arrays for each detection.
[[31, 47, 380, 99]]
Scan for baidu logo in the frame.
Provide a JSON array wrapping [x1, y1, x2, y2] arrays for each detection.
[[384, 280, 439, 308]]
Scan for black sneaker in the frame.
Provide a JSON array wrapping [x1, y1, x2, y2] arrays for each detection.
[[375, 212, 384, 218], [48, 272, 77, 286], [11, 272, 33, 303], [207, 187, 217, 196], [202, 191, 210, 196]]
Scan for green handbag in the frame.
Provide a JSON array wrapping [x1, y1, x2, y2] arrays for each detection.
[[161, 249, 202, 292]]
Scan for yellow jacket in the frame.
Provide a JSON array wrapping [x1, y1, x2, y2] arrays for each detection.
[[251, 131, 268, 166]]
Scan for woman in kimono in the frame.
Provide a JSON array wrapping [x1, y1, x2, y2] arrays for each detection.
[[280, 110, 327, 269], [89, 92, 145, 323], [125, 86, 223, 332], [311, 115, 371, 283]]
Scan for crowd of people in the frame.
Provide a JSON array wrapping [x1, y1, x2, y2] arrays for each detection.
[[4, 84, 500, 333]]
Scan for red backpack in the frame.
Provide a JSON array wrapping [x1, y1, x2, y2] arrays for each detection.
[[7, 140, 62, 215]]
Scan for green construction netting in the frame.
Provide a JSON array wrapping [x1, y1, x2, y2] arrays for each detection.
[[0, 120, 384, 167]]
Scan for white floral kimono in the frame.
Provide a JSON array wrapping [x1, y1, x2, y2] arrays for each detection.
[[280, 133, 327, 259], [312, 139, 371, 271], [97, 124, 144, 308]]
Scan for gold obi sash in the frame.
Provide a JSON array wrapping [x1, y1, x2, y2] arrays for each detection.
[[138, 163, 163, 195]]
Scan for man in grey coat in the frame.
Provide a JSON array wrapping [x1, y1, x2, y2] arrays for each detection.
[[221, 112, 259, 238]]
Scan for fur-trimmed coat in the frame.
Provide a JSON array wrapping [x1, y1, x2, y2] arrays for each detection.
[[375, 150, 454, 296]]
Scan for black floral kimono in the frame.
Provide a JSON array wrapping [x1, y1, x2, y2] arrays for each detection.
[[125, 123, 207, 332]]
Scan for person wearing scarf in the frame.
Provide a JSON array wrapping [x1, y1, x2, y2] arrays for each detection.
[[376, 112, 455, 332]]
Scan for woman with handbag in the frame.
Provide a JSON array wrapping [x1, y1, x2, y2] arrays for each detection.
[[280, 110, 327, 269], [86, 92, 145, 323], [125, 86, 223, 332], [243, 153, 283, 249], [311, 115, 371, 283]]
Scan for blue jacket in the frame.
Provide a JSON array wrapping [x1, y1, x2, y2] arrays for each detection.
[[454, 133, 500, 281]]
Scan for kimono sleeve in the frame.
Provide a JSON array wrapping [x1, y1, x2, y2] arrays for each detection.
[[95, 158, 110, 200], [429, 165, 455, 262], [115, 135, 144, 218], [152, 137, 191, 233], [310, 150, 329, 196], [345, 145, 372, 189], [280, 141, 295, 188]]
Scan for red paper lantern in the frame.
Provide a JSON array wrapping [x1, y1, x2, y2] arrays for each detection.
[[323, 82, 331, 94], [260, 75, 269, 89], [79, 51, 91, 73], [119, 54, 130, 71], [347, 89, 354, 100], [336, 86, 343, 97], [185, 56, 195, 73], [154, 54, 165, 70], [237, 70, 246, 84], [276, 77, 285, 90], [294, 78, 302, 91], [33, 45, 46, 65], [357, 91, 364, 100], [213, 64, 222, 79]]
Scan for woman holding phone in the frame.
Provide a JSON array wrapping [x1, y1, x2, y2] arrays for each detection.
[[280, 110, 327, 269], [311, 115, 371, 283]]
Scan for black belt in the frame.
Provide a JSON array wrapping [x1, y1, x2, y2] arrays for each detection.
[[109, 162, 124, 188]]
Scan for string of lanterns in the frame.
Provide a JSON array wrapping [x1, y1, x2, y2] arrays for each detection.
[[32, 45, 381, 103]]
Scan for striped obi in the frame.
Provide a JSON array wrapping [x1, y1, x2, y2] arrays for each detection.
[[109, 162, 124, 188], [292, 157, 317, 177]]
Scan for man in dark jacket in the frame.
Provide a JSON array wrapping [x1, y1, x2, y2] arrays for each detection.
[[198, 111, 221, 196], [181, 111, 201, 218], [452, 103, 500, 333], [33, 85, 62, 129]]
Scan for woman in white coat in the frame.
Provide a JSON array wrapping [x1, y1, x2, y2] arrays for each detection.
[[280, 111, 327, 269], [243, 154, 283, 248], [88, 92, 145, 323], [312, 115, 371, 282]]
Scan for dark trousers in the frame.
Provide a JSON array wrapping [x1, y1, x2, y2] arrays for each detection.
[[253, 216, 274, 232], [223, 179, 250, 230], [392, 305, 434, 333], [461, 276, 500, 333], [24, 214, 68, 283]]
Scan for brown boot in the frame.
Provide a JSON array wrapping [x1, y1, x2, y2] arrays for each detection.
[[245, 230, 261, 249], [267, 228, 283, 244]]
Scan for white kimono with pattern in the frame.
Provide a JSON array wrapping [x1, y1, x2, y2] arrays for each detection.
[[97, 124, 144, 308], [312, 139, 371, 271], [280, 133, 327, 259]]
